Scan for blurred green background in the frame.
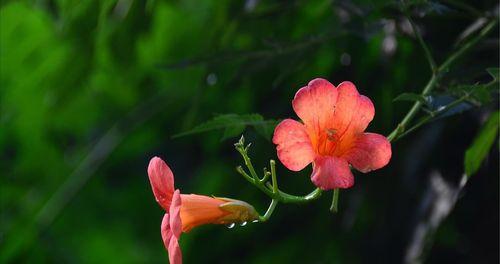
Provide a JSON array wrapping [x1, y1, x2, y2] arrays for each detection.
[[1, 0, 498, 263]]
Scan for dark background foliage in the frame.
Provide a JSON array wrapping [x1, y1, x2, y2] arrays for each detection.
[[1, 0, 498, 263]]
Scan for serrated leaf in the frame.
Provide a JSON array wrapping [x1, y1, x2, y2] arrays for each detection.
[[464, 111, 499, 177], [393, 93, 428, 104], [486, 68, 499, 81], [470, 85, 492, 104], [173, 113, 278, 141], [254, 119, 279, 140], [222, 124, 245, 141], [448, 78, 498, 106]]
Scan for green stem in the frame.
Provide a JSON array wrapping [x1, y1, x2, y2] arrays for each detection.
[[270, 160, 278, 194], [238, 146, 259, 180], [402, 3, 437, 72], [234, 18, 497, 222], [273, 187, 323, 204], [263, 176, 323, 203], [236, 166, 274, 197], [387, 76, 438, 142], [387, 19, 497, 142], [329, 189, 340, 213], [397, 94, 470, 140], [259, 199, 278, 222], [261, 168, 271, 183], [235, 136, 323, 204], [440, 20, 497, 71]]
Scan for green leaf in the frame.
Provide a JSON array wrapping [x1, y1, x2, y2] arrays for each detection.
[[464, 111, 499, 177], [254, 119, 280, 140], [173, 114, 278, 141], [449, 80, 497, 105], [393, 93, 428, 104], [486, 68, 499, 81], [470, 85, 493, 104], [222, 123, 245, 141]]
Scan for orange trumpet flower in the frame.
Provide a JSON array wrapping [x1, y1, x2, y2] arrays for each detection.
[[147, 157, 259, 264], [273, 78, 392, 190]]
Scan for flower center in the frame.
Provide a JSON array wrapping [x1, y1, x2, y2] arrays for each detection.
[[326, 128, 338, 142], [316, 128, 339, 156]]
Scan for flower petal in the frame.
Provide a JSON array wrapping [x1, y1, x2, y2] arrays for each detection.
[[161, 213, 172, 250], [272, 119, 315, 171], [311, 156, 354, 190], [168, 236, 182, 264], [330, 82, 375, 155], [179, 194, 228, 232], [344, 133, 392, 173], [332, 82, 375, 134], [169, 190, 182, 238], [350, 94, 375, 133], [292, 78, 338, 150], [147, 157, 175, 210], [161, 192, 183, 264]]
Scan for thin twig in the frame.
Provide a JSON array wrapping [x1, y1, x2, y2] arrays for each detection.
[[259, 199, 279, 222], [403, 8, 437, 72], [397, 94, 470, 139], [270, 160, 278, 194], [234, 136, 322, 204], [387, 19, 497, 142]]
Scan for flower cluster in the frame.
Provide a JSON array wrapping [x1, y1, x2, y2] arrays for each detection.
[[147, 78, 391, 263]]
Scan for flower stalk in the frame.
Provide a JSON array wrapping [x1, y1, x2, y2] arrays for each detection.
[[329, 189, 340, 213], [234, 136, 323, 217]]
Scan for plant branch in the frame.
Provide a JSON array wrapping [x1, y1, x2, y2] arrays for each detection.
[[397, 93, 469, 140], [270, 160, 278, 194], [440, 20, 497, 71], [259, 199, 279, 222], [234, 136, 323, 205], [269, 187, 323, 204], [387, 19, 497, 142], [404, 12, 437, 72], [234, 15, 497, 223]]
